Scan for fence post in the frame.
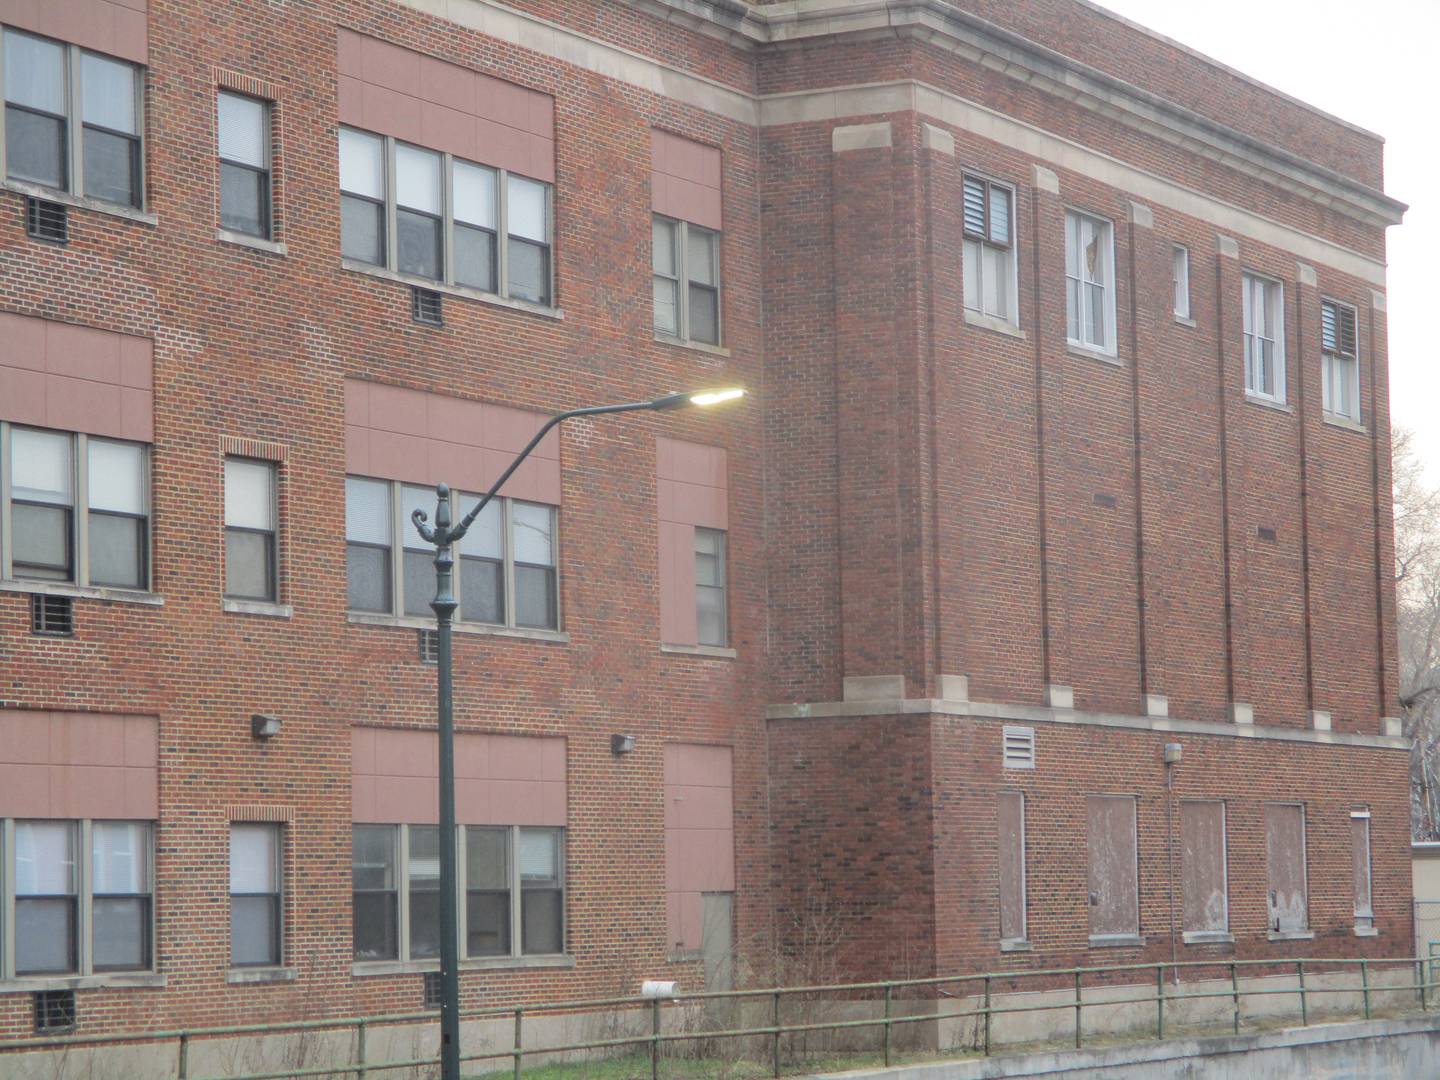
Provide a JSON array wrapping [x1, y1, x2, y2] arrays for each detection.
[[1361, 959, 1371, 1021], [882, 984, 892, 1067], [178, 1032, 189, 1080], [356, 1018, 367, 1080], [1155, 966, 1164, 1040], [651, 998, 661, 1080], [1230, 962, 1240, 1035], [1420, 958, 1428, 1013], [983, 976, 992, 1056], [513, 1007, 523, 1080], [1074, 971, 1083, 1049], [1298, 961, 1308, 1026], [772, 990, 782, 1079]]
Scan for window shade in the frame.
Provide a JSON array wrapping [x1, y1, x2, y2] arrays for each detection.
[[11, 428, 72, 503], [88, 440, 144, 514], [519, 830, 558, 880], [224, 459, 274, 530], [15, 821, 76, 895], [217, 92, 266, 168], [230, 825, 277, 892], [345, 477, 391, 544], [453, 161, 496, 228], [4, 32, 65, 113], [401, 485, 434, 552], [508, 176, 547, 241], [92, 822, 150, 894], [396, 145, 442, 214], [512, 503, 553, 566], [989, 186, 1010, 245], [456, 496, 503, 559], [339, 128, 384, 198], [83, 54, 137, 134]]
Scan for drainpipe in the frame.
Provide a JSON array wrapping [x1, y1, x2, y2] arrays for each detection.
[[1164, 743, 1183, 984]]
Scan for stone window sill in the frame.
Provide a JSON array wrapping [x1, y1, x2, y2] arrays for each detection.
[[1066, 342, 1123, 368], [1, 972, 165, 994], [217, 229, 288, 256], [347, 612, 569, 643], [1088, 934, 1145, 948], [999, 939, 1032, 953], [0, 579, 163, 606], [1323, 414, 1367, 435], [654, 334, 730, 357], [354, 954, 575, 977], [661, 642, 738, 659], [1246, 392, 1294, 414], [1354, 925, 1380, 938], [227, 966, 297, 985], [2, 178, 157, 226], [668, 949, 704, 963], [1182, 931, 1235, 945], [1267, 929, 1315, 942], [1174, 315, 1196, 328], [341, 261, 563, 321], [224, 598, 294, 618], [964, 309, 1026, 340]]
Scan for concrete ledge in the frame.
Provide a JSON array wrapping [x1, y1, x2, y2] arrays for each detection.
[[1031, 164, 1059, 193], [1144, 694, 1169, 718], [226, 966, 297, 985], [937, 675, 970, 702], [1310, 710, 1332, 731], [845, 674, 907, 701], [1296, 261, 1318, 287], [1382, 717, 1404, 737], [1217, 234, 1240, 258], [1129, 201, 1153, 228], [1228, 703, 1255, 725], [921, 123, 955, 155], [963, 309, 1026, 339], [833, 121, 892, 152], [1044, 684, 1074, 709]]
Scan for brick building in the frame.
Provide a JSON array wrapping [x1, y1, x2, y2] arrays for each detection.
[[0, 0, 1410, 1043]]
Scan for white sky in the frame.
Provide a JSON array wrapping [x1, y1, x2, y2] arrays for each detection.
[[1092, 0, 1439, 478]]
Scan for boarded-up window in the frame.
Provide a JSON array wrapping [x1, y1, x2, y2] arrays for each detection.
[[1352, 810, 1373, 927], [1265, 803, 1308, 933], [1180, 800, 1228, 934], [1087, 795, 1138, 938], [997, 791, 1026, 943]]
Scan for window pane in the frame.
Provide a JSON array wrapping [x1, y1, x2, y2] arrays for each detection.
[[687, 228, 717, 286], [231, 894, 278, 966], [982, 245, 1006, 318], [339, 128, 384, 198], [962, 238, 980, 312], [512, 503, 554, 566], [5, 105, 66, 187], [1086, 282, 1106, 348], [225, 529, 274, 600], [342, 195, 385, 264], [467, 891, 510, 956], [12, 428, 72, 503], [397, 209, 442, 280], [455, 224, 496, 292], [697, 585, 726, 647], [93, 896, 149, 970], [652, 217, 677, 276], [353, 826, 396, 890], [653, 276, 678, 335], [220, 162, 268, 237], [93, 822, 150, 893], [508, 175, 547, 241], [346, 477, 391, 544], [89, 512, 145, 588], [988, 186, 1010, 245], [16, 821, 76, 894], [454, 161, 496, 227], [408, 826, 441, 960], [4, 32, 65, 114], [225, 459, 274, 530], [12, 504, 71, 579], [403, 549, 434, 617], [396, 144, 441, 214], [217, 92, 266, 167], [695, 528, 724, 586], [88, 440, 145, 513], [460, 556, 503, 624], [82, 54, 136, 134], [456, 495, 503, 559], [521, 890, 562, 955], [519, 829, 559, 882], [15, 898, 76, 974], [514, 565, 555, 629], [466, 828, 512, 956], [83, 126, 137, 206], [347, 544, 392, 613], [507, 239, 549, 305], [353, 891, 398, 961], [1066, 278, 1081, 341], [688, 284, 719, 345], [466, 828, 508, 890], [230, 824, 278, 892], [1064, 213, 1081, 278]]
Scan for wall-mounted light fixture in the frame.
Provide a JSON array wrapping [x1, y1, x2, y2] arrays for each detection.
[[1163, 742, 1183, 765], [251, 714, 281, 740], [611, 733, 636, 755]]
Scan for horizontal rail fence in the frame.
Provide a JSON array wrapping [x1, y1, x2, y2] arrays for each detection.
[[1, 956, 1433, 1079]]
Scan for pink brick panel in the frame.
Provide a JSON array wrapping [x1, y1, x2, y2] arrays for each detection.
[[663, 743, 735, 952], [651, 129, 722, 230], [0, 711, 158, 819], [0, 0, 148, 64]]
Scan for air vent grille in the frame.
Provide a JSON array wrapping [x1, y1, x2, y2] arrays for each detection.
[[1002, 725, 1035, 769], [26, 197, 69, 243], [418, 629, 438, 664], [34, 990, 76, 1033], [423, 971, 443, 1009], [31, 594, 75, 637], [411, 286, 443, 326]]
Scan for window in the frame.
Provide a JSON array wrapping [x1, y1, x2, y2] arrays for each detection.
[[694, 527, 726, 647], [1264, 802, 1308, 934], [230, 823, 281, 967], [653, 216, 721, 345], [1180, 800, 1228, 938], [1086, 795, 1138, 941], [1351, 809, 1373, 932], [962, 175, 1016, 324], [1172, 245, 1190, 319], [1322, 299, 1360, 421], [217, 91, 271, 238], [352, 824, 565, 962], [345, 478, 558, 631], [997, 791, 1026, 945], [2, 819, 152, 979], [2, 30, 142, 207], [224, 458, 277, 602], [2, 424, 149, 589], [1243, 273, 1286, 402], [338, 127, 553, 306], [1065, 211, 1116, 353]]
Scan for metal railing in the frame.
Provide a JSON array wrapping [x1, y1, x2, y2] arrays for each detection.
[[2, 955, 1434, 1079]]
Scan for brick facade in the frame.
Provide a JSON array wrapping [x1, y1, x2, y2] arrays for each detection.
[[0, 0, 1409, 1043]]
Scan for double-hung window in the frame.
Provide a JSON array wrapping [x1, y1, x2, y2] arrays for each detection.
[[1065, 211, 1116, 353], [1351, 809, 1373, 933], [1243, 272, 1286, 402], [2, 424, 149, 589], [694, 527, 727, 647], [962, 175, 1016, 324], [90, 821, 153, 971], [345, 478, 558, 631], [1172, 246, 1190, 319], [2, 29, 142, 207], [217, 91, 271, 238], [652, 216, 721, 345], [1321, 298, 1359, 421], [339, 127, 553, 306], [223, 458, 278, 602], [230, 823, 282, 967], [14, 820, 78, 975]]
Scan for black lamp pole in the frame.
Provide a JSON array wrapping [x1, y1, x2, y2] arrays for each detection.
[[409, 389, 741, 1080]]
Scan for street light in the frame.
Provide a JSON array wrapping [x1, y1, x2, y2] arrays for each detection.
[[410, 387, 745, 1080]]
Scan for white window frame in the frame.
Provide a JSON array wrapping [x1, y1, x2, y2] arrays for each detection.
[[1172, 245, 1190, 320], [1, 422, 151, 591], [1321, 297, 1361, 422], [338, 126, 554, 307], [1064, 209, 1117, 355], [1, 818, 156, 981], [961, 173, 1019, 326], [1242, 272, 1287, 403], [653, 214, 722, 346], [0, 28, 146, 208]]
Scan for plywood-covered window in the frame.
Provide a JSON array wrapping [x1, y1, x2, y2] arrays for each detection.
[[1352, 808, 1374, 933], [1180, 800, 1228, 939], [1265, 802, 1308, 935], [1087, 795, 1139, 942], [997, 791, 1027, 946]]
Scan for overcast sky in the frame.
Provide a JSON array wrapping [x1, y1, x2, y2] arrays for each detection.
[[1092, 0, 1438, 479]]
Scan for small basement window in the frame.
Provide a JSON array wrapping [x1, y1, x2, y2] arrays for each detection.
[[34, 990, 76, 1033]]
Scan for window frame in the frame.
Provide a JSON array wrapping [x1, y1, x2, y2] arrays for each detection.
[[996, 790, 1027, 948], [1064, 209, 1117, 355], [1172, 244, 1190, 320], [216, 89, 272, 240], [0, 422, 151, 592], [1178, 798, 1229, 939], [1264, 801, 1309, 935], [961, 172, 1019, 326], [0, 818, 156, 981], [652, 214, 722, 346], [1242, 271, 1287, 403], [1320, 297, 1361, 422], [1351, 808, 1374, 931], [694, 525, 728, 648], [338, 126, 554, 308], [223, 456, 279, 603], [345, 477, 561, 632], [229, 822, 283, 969], [0, 28, 145, 208]]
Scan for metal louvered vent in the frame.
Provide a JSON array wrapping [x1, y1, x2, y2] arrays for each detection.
[[1002, 725, 1036, 769], [418, 628, 438, 664], [423, 971, 443, 1010], [26, 197, 69, 243], [411, 286, 443, 326], [31, 594, 75, 637], [34, 990, 76, 1032]]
